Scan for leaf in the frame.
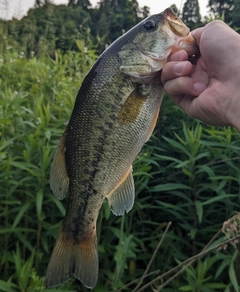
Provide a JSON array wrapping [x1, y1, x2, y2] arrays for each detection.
[[1, 200, 21, 205], [195, 200, 203, 223], [9, 161, 39, 172], [215, 257, 232, 278], [20, 251, 35, 290], [0, 280, 18, 292], [190, 228, 196, 239], [36, 190, 43, 220], [179, 285, 194, 291], [0, 138, 16, 152], [229, 252, 239, 292], [151, 183, 192, 192], [0, 228, 35, 234], [205, 283, 226, 288], [11, 202, 31, 230], [48, 196, 66, 216], [202, 194, 234, 206], [106, 227, 121, 239], [103, 200, 111, 220], [162, 136, 189, 156], [183, 168, 194, 179]]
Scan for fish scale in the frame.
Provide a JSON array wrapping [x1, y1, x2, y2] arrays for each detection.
[[45, 7, 198, 289]]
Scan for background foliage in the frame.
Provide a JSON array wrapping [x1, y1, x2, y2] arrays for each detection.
[[1, 0, 240, 291]]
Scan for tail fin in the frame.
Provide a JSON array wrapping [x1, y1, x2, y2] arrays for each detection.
[[44, 228, 98, 289]]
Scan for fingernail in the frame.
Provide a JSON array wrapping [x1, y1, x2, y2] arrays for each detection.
[[174, 62, 187, 74], [170, 50, 187, 61], [193, 82, 206, 94]]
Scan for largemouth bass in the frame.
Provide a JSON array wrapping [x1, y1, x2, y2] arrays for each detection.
[[45, 7, 197, 289]]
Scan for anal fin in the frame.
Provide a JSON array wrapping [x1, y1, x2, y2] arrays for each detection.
[[107, 166, 135, 216], [50, 132, 69, 199]]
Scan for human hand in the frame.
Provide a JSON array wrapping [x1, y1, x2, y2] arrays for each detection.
[[161, 20, 240, 131]]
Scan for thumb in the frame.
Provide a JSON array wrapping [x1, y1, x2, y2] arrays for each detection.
[[191, 27, 204, 48]]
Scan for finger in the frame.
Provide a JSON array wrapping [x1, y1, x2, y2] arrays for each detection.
[[164, 76, 206, 98], [168, 49, 189, 62], [161, 61, 193, 84], [176, 94, 198, 118]]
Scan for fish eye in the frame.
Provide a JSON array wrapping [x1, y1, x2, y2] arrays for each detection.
[[143, 20, 156, 31]]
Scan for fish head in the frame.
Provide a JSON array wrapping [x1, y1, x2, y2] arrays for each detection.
[[117, 7, 198, 83]]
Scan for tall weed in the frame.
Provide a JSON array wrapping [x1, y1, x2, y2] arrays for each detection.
[[1, 48, 240, 292]]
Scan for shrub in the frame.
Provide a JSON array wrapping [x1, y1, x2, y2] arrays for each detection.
[[1, 48, 240, 291]]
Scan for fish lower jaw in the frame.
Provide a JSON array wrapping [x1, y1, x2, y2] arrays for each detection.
[[174, 33, 198, 56]]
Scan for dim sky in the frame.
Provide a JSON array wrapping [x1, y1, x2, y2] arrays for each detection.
[[1, 0, 209, 20]]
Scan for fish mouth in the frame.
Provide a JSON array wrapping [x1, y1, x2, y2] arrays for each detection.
[[162, 8, 198, 56], [163, 8, 190, 37]]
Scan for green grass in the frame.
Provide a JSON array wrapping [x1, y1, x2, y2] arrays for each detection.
[[1, 46, 240, 291]]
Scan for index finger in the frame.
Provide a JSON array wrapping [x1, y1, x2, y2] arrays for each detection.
[[167, 49, 189, 62]]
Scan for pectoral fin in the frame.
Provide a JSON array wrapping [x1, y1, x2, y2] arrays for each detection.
[[118, 85, 147, 126], [107, 166, 135, 216], [50, 132, 69, 199]]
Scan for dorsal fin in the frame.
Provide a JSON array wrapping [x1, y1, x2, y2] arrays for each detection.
[[106, 166, 135, 216], [50, 132, 69, 199]]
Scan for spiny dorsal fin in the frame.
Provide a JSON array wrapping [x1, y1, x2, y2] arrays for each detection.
[[50, 132, 69, 200], [107, 166, 135, 216]]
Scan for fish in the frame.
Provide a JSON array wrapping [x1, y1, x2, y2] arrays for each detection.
[[44, 7, 198, 289]]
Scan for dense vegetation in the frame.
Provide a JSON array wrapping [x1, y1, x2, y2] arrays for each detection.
[[1, 0, 240, 291]]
